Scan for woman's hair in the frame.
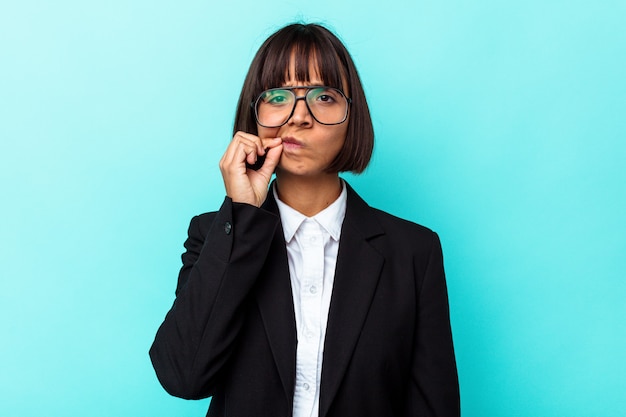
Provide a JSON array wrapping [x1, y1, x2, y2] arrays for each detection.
[[233, 23, 374, 173]]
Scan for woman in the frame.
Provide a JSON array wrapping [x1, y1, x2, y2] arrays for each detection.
[[150, 23, 460, 417]]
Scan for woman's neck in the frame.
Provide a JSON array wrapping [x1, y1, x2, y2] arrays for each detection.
[[275, 172, 342, 217]]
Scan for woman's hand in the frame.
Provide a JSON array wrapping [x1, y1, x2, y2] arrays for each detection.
[[219, 131, 283, 207]]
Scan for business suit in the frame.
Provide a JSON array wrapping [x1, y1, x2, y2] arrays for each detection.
[[150, 183, 460, 417]]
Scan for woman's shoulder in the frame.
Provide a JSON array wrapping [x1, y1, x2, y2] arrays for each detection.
[[368, 206, 437, 242], [345, 182, 437, 243], [353, 204, 442, 271]]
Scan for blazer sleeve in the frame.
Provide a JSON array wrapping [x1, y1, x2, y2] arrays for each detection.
[[149, 197, 280, 400], [407, 232, 460, 416]]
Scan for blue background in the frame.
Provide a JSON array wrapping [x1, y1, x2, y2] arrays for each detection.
[[1, 1, 624, 416]]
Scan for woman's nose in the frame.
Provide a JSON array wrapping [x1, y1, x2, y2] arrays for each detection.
[[288, 97, 313, 126]]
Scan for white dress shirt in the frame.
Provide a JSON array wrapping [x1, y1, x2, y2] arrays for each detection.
[[273, 182, 347, 417]]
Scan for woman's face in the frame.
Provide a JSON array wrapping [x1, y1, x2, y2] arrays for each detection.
[[256, 58, 349, 178]]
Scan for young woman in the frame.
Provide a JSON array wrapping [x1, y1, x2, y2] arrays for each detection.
[[150, 23, 460, 417]]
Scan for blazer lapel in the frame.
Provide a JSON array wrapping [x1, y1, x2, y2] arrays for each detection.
[[319, 184, 385, 417], [255, 192, 297, 406]]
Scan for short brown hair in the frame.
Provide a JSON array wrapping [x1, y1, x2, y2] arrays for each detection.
[[233, 23, 374, 173]]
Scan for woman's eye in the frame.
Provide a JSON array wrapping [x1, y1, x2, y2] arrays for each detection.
[[312, 89, 338, 103], [263, 91, 291, 105]]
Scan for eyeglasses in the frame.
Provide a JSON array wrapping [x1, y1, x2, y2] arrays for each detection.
[[252, 86, 351, 128]]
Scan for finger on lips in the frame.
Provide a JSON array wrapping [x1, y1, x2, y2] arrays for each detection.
[[223, 134, 283, 171]]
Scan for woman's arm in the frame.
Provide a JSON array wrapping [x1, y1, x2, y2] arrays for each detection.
[[406, 232, 460, 416], [149, 197, 280, 399], [150, 129, 283, 399]]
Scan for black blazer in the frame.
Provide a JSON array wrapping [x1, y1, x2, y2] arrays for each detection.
[[150, 183, 460, 417]]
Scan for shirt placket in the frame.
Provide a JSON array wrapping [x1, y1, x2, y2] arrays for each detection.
[[294, 219, 325, 416]]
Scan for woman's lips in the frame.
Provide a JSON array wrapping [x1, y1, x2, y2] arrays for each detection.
[[281, 136, 304, 150]]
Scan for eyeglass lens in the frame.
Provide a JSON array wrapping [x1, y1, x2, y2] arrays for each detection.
[[255, 87, 348, 127]]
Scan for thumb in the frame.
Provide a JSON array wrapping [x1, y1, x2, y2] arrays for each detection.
[[258, 143, 283, 176]]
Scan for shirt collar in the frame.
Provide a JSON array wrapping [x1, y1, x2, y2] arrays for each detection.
[[273, 180, 347, 243]]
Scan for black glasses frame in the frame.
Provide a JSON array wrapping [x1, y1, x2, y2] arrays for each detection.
[[251, 86, 352, 128]]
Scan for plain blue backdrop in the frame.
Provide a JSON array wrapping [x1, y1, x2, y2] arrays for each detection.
[[1, 1, 624, 416]]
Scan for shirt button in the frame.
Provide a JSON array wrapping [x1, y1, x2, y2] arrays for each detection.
[[309, 285, 317, 294], [303, 383, 310, 391], [224, 222, 232, 235]]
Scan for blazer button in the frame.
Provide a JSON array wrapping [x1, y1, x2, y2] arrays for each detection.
[[224, 222, 232, 235]]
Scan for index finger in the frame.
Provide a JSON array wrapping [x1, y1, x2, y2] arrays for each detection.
[[233, 131, 265, 155]]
